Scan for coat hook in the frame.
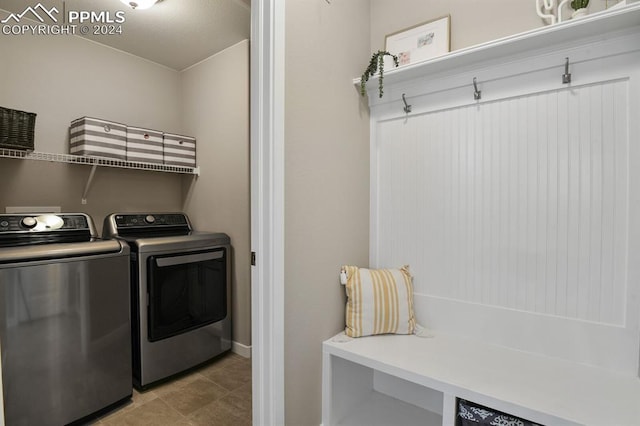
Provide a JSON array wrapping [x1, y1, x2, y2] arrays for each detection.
[[473, 77, 481, 100], [402, 93, 412, 113], [562, 57, 571, 84]]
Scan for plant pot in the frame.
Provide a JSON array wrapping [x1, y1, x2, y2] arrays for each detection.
[[572, 8, 588, 19]]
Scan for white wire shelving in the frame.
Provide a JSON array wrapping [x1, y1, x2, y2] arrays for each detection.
[[0, 148, 200, 204], [0, 148, 199, 175]]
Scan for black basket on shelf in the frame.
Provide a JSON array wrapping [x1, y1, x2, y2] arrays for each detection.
[[0, 106, 36, 150], [457, 399, 542, 426]]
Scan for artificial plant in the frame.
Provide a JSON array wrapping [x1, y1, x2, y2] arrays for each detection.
[[360, 50, 399, 98], [570, 0, 589, 9]]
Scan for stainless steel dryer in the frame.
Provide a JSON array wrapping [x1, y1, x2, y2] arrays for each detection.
[[103, 213, 231, 390], [0, 213, 132, 426]]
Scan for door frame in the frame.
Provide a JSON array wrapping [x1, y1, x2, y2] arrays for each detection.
[[250, 0, 285, 424]]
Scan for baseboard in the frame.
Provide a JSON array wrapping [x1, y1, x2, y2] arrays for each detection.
[[232, 340, 252, 358]]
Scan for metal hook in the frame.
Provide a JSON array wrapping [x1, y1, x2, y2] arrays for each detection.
[[473, 77, 481, 100], [402, 93, 412, 114], [562, 57, 571, 84]]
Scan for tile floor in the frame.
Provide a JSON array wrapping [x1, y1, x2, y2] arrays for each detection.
[[93, 352, 252, 426]]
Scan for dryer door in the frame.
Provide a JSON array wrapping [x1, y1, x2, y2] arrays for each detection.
[[146, 248, 227, 342]]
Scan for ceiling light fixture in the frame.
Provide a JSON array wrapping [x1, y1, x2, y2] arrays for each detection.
[[120, 0, 158, 10]]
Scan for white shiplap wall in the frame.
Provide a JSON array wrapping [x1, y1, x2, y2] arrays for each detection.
[[369, 28, 640, 374], [377, 81, 628, 326]]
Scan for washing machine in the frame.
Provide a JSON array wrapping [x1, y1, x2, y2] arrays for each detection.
[[0, 213, 132, 425]]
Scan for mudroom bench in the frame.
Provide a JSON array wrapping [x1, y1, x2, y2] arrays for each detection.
[[322, 332, 640, 426], [323, 5, 640, 426]]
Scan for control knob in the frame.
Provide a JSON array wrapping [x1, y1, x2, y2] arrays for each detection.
[[145, 215, 156, 224], [21, 217, 37, 229]]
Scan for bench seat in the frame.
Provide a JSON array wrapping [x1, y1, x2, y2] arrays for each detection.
[[322, 332, 640, 426]]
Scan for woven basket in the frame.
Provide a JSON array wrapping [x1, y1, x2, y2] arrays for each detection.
[[0, 106, 36, 150]]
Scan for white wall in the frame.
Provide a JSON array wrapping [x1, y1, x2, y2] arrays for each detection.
[[0, 31, 182, 153], [370, 0, 609, 53], [284, 1, 371, 424], [371, 65, 639, 374], [0, 27, 184, 224], [181, 40, 251, 350]]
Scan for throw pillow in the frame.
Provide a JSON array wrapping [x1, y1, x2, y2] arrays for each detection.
[[342, 265, 416, 338]]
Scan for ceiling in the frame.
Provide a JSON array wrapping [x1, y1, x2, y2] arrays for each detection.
[[0, 0, 251, 70]]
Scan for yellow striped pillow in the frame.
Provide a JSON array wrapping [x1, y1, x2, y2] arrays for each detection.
[[343, 265, 416, 338]]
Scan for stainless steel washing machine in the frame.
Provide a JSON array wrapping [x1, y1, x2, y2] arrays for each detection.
[[0, 213, 132, 425], [103, 213, 231, 390]]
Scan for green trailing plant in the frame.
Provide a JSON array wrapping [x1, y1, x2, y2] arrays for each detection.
[[360, 50, 399, 98], [570, 0, 589, 9]]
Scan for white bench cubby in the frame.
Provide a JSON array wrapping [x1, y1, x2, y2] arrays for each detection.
[[323, 332, 640, 425]]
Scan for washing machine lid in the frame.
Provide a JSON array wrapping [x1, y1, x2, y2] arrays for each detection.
[[0, 239, 126, 264]]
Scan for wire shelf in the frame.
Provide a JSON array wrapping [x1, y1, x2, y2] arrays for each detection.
[[0, 148, 199, 175]]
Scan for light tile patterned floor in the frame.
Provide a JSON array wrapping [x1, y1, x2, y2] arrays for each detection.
[[93, 352, 252, 426]]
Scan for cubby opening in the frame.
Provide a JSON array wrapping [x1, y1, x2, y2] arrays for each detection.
[[327, 355, 443, 426]]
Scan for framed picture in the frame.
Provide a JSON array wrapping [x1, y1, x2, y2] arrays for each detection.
[[384, 15, 451, 70]]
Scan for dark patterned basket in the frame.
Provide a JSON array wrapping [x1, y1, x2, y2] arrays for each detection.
[[0, 106, 36, 150], [458, 399, 542, 426]]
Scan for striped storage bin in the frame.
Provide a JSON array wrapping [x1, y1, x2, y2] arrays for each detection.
[[126, 126, 163, 164], [69, 117, 127, 160], [163, 133, 196, 168]]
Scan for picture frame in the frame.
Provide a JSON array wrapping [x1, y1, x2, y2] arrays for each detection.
[[384, 15, 451, 70]]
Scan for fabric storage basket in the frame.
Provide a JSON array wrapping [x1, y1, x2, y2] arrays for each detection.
[[0, 106, 36, 150], [69, 117, 127, 160], [458, 399, 541, 426], [163, 133, 196, 168], [126, 126, 164, 164]]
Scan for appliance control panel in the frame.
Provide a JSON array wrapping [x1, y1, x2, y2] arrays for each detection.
[[113, 213, 189, 229], [0, 214, 90, 233]]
